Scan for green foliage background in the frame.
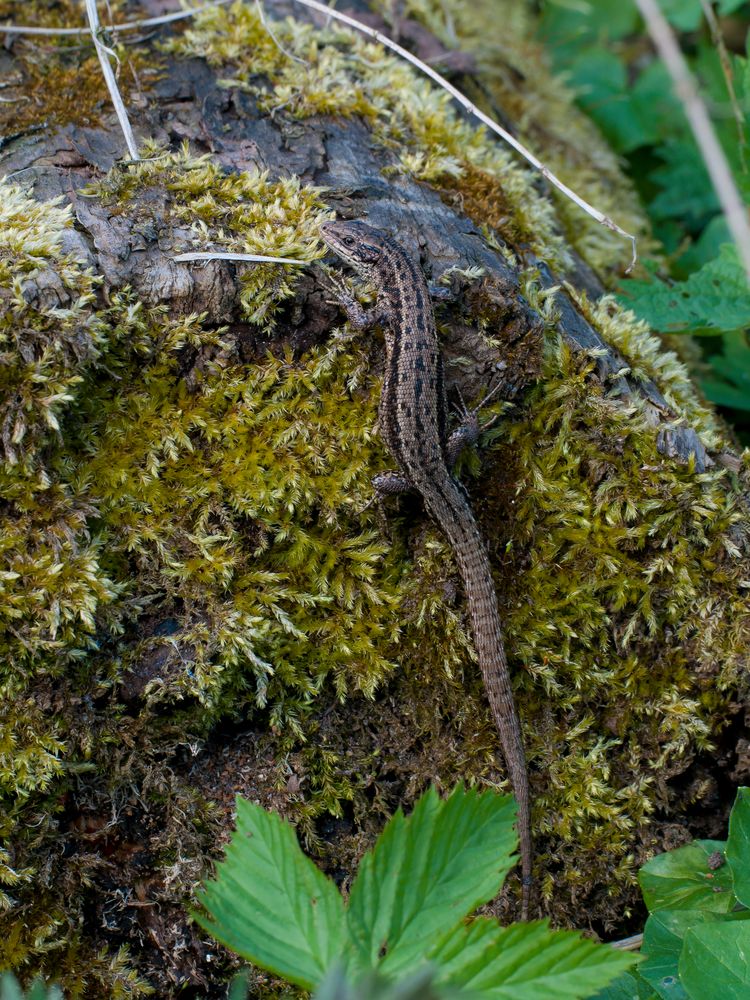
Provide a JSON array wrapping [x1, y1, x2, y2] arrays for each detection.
[[538, 0, 750, 427]]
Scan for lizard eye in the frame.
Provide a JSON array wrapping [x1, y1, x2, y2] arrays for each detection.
[[342, 236, 356, 248]]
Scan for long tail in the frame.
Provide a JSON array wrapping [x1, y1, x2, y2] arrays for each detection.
[[432, 489, 532, 919]]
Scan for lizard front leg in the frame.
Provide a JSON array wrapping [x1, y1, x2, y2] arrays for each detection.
[[322, 271, 390, 332], [359, 470, 413, 537]]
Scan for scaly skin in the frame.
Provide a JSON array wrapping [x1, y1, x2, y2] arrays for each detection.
[[320, 219, 532, 917]]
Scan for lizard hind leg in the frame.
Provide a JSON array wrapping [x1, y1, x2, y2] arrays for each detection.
[[446, 381, 505, 470]]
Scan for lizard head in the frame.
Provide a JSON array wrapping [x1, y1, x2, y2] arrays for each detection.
[[319, 220, 387, 277]]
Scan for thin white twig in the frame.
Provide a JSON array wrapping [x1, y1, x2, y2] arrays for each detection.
[[84, 0, 139, 159], [1, 0, 235, 36], [285, 0, 638, 271], [610, 933, 643, 951], [635, 0, 750, 280], [172, 252, 308, 263], [255, 0, 306, 64]]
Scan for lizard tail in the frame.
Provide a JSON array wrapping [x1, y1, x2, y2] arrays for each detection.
[[433, 494, 532, 920]]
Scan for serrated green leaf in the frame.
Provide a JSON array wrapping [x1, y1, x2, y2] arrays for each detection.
[[429, 917, 636, 999], [313, 964, 469, 1000], [195, 796, 345, 990], [587, 969, 657, 1000], [700, 378, 750, 411], [679, 921, 750, 999], [640, 910, 750, 1000], [658, 0, 703, 31], [618, 245, 750, 332], [649, 142, 718, 225], [639, 840, 733, 914], [727, 787, 750, 907], [344, 785, 518, 979]]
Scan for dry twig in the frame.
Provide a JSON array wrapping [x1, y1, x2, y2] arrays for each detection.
[[83, 0, 139, 159], [635, 0, 750, 280]]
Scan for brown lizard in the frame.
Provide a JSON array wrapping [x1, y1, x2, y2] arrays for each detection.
[[320, 219, 532, 918]]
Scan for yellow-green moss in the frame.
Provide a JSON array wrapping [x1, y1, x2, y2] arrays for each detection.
[[0, 184, 116, 805], [3, 1, 750, 992], [0, 1, 155, 136]]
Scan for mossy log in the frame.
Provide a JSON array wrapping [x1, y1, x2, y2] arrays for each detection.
[[1, 1, 749, 996]]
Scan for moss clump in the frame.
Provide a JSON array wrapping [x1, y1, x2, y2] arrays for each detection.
[[0, 156, 406, 990], [0, 1, 156, 136], [3, 0, 750, 991], [0, 184, 115, 812], [86, 144, 327, 332]]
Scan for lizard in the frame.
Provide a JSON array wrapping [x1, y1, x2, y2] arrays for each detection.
[[319, 218, 532, 918]]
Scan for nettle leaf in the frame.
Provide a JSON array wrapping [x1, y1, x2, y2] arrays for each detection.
[[727, 787, 750, 907], [640, 910, 750, 1000], [429, 918, 635, 999], [618, 245, 750, 333], [344, 784, 517, 979], [679, 921, 750, 999], [194, 797, 345, 990], [639, 840, 734, 914]]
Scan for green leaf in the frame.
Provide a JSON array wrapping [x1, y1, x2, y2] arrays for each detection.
[[430, 918, 636, 999], [639, 840, 734, 914], [648, 142, 718, 225], [658, 0, 703, 31], [344, 785, 518, 979], [618, 245, 750, 332], [0, 977, 23, 1000], [227, 970, 250, 1000], [702, 329, 750, 413], [194, 796, 345, 990], [680, 921, 750, 999], [628, 62, 685, 152], [566, 52, 646, 154], [587, 969, 657, 999], [701, 378, 750, 412], [0, 977, 62, 1000], [640, 910, 750, 1000], [675, 217, 732, 276], [727, 787, 750, 907], [314, 965, 469, 1000], [718, 0, 747, 11]]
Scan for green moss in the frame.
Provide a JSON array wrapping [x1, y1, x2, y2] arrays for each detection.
[[86, 144, 327, 332], [3, 0, 750, 991], [0, 1, 155, 136]]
